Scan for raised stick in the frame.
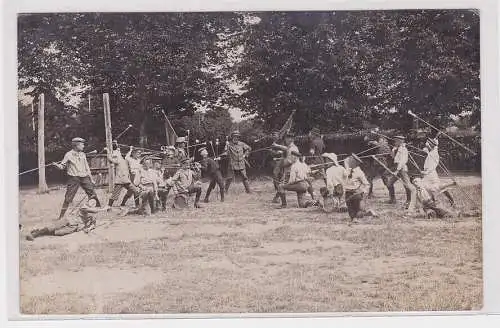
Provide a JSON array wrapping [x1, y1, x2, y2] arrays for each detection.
[[408, 110, 477, 156]]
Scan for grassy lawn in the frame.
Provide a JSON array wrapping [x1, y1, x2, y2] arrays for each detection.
[[18, 176, 482, 314]]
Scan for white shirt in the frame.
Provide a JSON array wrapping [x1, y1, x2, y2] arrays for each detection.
[[125, 154, 142, 176], [423, 147, 439, 175], [288, 161, 310, 184], [286, 143, 299, 163], [325, 165, 347, 191], [393, 144, 409, 172], [60, 150, 92, 177], [344, 166, 370, 193]]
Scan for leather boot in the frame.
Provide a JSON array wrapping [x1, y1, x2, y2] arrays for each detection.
[[225, 179, 232, 193], [243, 180, 251, 193], [272, 193, 280, 203], [278, 193, 287, 209]]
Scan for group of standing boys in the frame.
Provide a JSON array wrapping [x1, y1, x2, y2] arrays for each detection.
[[51, 130, 254, 220]]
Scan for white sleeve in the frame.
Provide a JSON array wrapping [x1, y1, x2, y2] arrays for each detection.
[[396, 147, 408, 171], [325, 169, 334, 191], [288, 166, 297, 184]]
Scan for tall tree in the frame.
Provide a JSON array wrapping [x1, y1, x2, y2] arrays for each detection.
[[18, 13, 244, 148], [228, 10, 480, 134]]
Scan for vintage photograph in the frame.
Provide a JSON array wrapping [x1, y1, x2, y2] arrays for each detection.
[[17, 10, 482, 314]]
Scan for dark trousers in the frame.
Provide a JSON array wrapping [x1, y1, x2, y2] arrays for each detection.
[[120, 173, 140, 207], [30, 220, 78, 239], [387, 169, 415, 206], [108, 183, 139, 206], [187, 184, 202, 204], [225, 169, 250, 193], [128, 188, 157, 215], [157, 187, 169, 210], [141, 190, 157, 214], [166, 184, 202, 207], [205, 170, 225, 202], [59, 176, 100, 219], [422, 200, 451, 218], [345, 190, 365, 219], [278, 181, 314, 208]]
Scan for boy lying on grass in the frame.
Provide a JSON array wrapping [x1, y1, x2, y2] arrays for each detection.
[[24, 199, 108, 241], [411, 176, 457, 219]]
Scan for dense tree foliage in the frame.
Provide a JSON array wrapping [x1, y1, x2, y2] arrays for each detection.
[[18, 11, 480, 183], [18, 13, 242, 148], [229, 10, 479, 134]]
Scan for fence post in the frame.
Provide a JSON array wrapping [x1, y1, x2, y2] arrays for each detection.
[[37, 94, 49, 194], [103, 93, 114, 193]]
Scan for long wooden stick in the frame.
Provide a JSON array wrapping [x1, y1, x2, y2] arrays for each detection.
[[37, 94, 48, 194], [371, 155, 400, 179], [408, 110, 477, 156]]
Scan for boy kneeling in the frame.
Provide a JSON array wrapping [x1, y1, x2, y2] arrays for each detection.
[[276, 154, 316, 209], [343, 154, 378, 223], [165, 158, 202, 209], [319, 153, 346, 210]]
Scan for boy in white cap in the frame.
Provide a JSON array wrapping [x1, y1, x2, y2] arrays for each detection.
[[319, 153, 347, 205], [422, 137, 455, 206], [223, 130, 252, 194], [54, 137, 102, 219], [343, 154, 378, 222], [388, 135, 416, 211], [198, 147, 225, 202], [25, 199, 108, 240]]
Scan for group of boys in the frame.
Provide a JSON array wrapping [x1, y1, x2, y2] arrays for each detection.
[[270, 131, 458, 222], [23, 128, 458, 241]]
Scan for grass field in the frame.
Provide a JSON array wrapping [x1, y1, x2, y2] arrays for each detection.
[[18, 175, 483, 314]]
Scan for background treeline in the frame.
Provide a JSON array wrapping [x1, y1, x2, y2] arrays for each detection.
[[18, 10, 480, 185]]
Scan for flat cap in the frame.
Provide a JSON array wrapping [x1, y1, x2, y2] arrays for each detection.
[[176, 137, 187, 143], [71, 137, 86, 143]]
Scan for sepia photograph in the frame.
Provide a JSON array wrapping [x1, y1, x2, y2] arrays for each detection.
[[16, 9, 482, 315]]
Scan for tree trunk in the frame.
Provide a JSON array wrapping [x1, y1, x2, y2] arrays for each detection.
[[139, 115, 148, 148]]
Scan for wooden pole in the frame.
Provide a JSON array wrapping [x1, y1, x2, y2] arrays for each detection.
[[37, 94, 48, 193], [31, 101, 35, 132], [103, 93, 114, 193]]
